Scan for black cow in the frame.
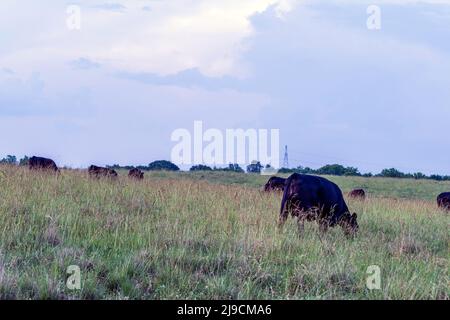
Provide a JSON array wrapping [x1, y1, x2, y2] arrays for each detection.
[[128, 168, 144, 180], [29, 156, 58, 172], [437, 192, 450, 211], [264, 176, 286, 192], [348, 189, 366, 200], [279, 173, 358, 236], [88, 165, 118, 179]]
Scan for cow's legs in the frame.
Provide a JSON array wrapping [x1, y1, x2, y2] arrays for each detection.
[[317, 207, 330, 233], [278, 210, 289, 229], [278, 198, 293, 228]]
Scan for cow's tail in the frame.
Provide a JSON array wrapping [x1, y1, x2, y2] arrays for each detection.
[[278, 176, 291, 227]]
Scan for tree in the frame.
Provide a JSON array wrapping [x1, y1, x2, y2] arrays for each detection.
[[230, 164, 244, 173], [278, 167, 294, 174], [0, 155, 17, 165], [343, 166, 361, 176], [316, 164, 347, 176], [147, 160, 180, 171], [315, 164, 361, 176], [190, 164, 212, 171], [413, 172, 427, 180], [106, 164, 134, 170], [216, 163, 244, 173], [246, 161, 263, 174], [19, 156, 30, 166], [429, 174, 443, 181], [296, 166, 315, 174], [379, 168, 405, 178]]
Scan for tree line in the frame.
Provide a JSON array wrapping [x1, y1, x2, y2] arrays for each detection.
[[0, 155, 30, 166], [279, 164, 450, 181], [1, 154, 448, 181], [190, 161, 450, 181]]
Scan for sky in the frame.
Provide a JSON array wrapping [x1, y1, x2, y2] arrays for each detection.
[[0, 0, 449, 174]]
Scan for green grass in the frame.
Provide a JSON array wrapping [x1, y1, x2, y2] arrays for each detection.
[[0, 165, 448, 299], [142, 170, 450, 201]]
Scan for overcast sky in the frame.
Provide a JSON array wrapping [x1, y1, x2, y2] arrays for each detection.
[[0, 0, 449, 174]]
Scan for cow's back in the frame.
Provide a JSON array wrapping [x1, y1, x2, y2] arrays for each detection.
[[349, 189, 366, 199], [128, 168, 144, 180], [281, 173, 349, 221], [316, 176, 349, 216], [89, 165, 117, 179], [29, 156, 58, 172], [437, 192, 450, 210]]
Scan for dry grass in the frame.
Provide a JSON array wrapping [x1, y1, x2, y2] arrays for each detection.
[[0, 165, 448, 299]]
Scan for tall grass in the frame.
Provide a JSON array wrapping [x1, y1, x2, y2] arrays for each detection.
[[145, 171, 450, 201], [0, 165, 448, 299]]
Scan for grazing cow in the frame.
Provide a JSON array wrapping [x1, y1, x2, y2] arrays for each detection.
[[264, 176, 286, 192], [29, 156, 58, 172], [279, 173, 358, 236], [128, 168, 144, 180], [88, 165, 118, 179], [437, 192, 450, 211], [348, 189, 366, 200]]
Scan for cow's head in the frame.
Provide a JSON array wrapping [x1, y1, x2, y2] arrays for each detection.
[[264, 177, 284, 192], [263, 178, 274, 192]]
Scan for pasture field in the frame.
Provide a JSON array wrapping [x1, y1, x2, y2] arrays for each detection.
[[0, 165, 448, 299]]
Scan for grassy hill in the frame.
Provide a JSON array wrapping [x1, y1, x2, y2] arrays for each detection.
[[0, 165, 448, 299]]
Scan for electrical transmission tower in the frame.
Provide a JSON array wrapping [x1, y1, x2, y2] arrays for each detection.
[[283, 145, 289, 168]]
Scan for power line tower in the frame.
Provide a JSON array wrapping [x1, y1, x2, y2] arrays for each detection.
[[283, 145, 289, 168]]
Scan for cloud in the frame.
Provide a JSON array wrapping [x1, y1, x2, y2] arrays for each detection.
[[0, 72, 94, 117], [91, 3, 126, 12], [274, 0, 299, 18], [0, 0, 449, 173], [69, 58, 101, 70], [240, 2, 450, 174], [0, 0, 297, 78], [116, 68, 240, 90], [309, 0, 450, 4], [1, 68, 14, 75], [0, 63, 270, 167]]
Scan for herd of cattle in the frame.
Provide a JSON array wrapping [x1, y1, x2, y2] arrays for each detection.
[[263, 175, 449, 236], [28, 156, 144, 180], [27, 156, 450, 237]]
